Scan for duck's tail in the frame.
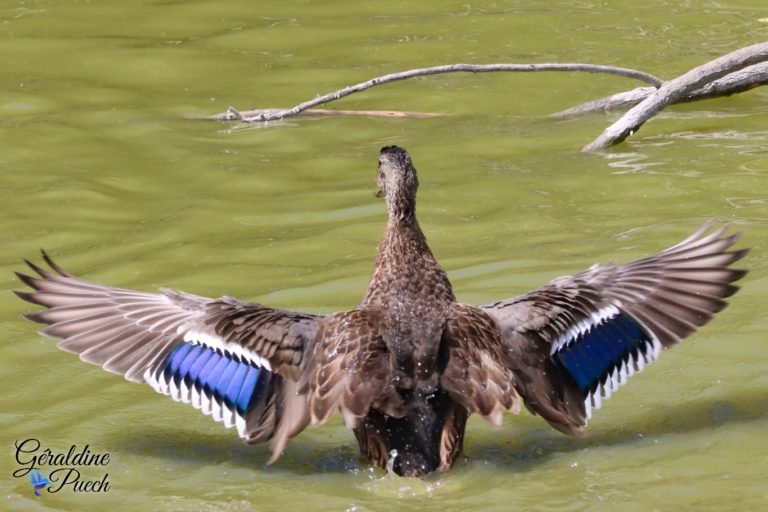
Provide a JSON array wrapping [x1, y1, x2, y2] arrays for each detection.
[[353, 390, 467, 477]]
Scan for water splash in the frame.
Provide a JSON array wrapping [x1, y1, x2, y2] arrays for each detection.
[[385, 449, 398, 474], [355, 449, 454, 498]]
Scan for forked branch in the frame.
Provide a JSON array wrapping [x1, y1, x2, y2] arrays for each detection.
[[551, 62, 768, 118], [582, 42, 768, 151]]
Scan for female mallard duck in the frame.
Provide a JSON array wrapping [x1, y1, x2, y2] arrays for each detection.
[[16, 146, 747, 477]]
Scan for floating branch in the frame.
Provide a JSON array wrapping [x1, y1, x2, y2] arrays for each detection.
[[219, 63, 663, 123], [583, 42, 768, 151], [551, 62, 768, 118]]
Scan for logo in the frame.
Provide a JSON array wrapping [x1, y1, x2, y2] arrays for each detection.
[[29, 470, 48, 496], [13, 438, 111, 497]]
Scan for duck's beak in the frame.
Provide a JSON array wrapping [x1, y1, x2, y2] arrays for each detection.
[[374, 188, 384, 198]]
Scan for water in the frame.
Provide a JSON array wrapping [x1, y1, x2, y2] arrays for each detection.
[[2, 1, 767, 510]]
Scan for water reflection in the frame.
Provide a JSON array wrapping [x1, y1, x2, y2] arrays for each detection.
[[470, 387, 768, 472], [110, 386, 768, 479]]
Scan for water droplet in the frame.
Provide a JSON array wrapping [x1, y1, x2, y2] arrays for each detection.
[[386, 449, 398, 473]]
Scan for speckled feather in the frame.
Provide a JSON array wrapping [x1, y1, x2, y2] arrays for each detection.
[[15, 146, 747, 477]]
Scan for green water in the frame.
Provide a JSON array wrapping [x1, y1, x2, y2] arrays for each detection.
[[2, 1, 767, 510]]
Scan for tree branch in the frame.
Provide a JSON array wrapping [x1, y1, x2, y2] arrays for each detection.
[[552, 62, 768, 118], [209, 44, 767, 151], [221, 63, 663, 123], [582, 42, 768, 152]]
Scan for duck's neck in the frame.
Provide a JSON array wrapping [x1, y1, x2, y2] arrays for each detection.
[[380, 187, 427, 262], [386, 186, 416, 224], [361, 203, 454, 307], [379, 215, 428, 259]]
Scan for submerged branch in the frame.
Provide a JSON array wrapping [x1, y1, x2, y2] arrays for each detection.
[[220, 63, 663, 123], [582, 42, 768, 152], [210, 108, 443, 121]]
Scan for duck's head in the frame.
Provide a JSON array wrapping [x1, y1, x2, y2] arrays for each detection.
[[376, 146, 419, 220]]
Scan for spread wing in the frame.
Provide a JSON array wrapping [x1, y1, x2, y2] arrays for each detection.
[[15, 252, 322, 461], [481, 222, 747, 435]]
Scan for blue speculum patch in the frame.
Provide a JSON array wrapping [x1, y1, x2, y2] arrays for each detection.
[[554, 313, 651, 395], [160, 342, 271, 415]]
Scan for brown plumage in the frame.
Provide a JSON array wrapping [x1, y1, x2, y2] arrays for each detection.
[[15, 146, 748, 477]]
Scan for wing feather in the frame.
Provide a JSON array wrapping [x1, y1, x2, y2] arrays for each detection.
[[439, 303, 521, 426], [483, 222, 747, 434], [15, 252, 323, 461], [309, 309, 404, 428]]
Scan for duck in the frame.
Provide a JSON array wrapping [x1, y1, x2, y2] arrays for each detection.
[[15, 146, 747, 477]]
